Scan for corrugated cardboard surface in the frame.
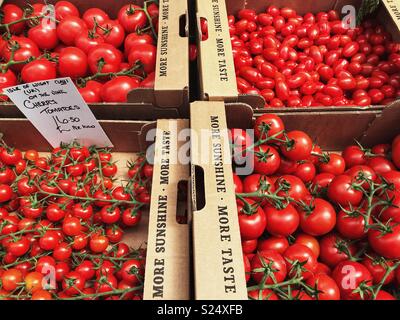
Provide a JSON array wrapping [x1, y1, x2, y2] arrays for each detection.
[[190, 101, 247, 300], [144, 119, 190, 300], [0, 0, 189, 119]]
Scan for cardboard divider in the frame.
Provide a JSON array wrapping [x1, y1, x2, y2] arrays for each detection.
[[195, 0, 400, 113], [190, 101, 247, 300], [144, 119, 190, 300], [196, 0, 238, 100], [0, 0, 190, 120], [155, 0, 189, 100]]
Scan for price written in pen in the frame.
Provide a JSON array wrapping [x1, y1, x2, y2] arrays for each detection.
[[52, 115, 81, 133]]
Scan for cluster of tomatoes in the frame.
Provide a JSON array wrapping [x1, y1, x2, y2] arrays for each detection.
[[228, 6, 400, 108], [0, 1, 158, 103], [230, 114, 400, 300], [0, 140, 153, 300]]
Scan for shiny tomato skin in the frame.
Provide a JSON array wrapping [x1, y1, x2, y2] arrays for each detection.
[[250, 250, 287, 285], [101, 76, 140, 103], [299, 198, 336, 236], [263, 204, 299, 237], [253, 145, 281, 175], [283, 244, 318, 280], [306, 273, 341, 300], [257, 237, 289, 254], [368, 223, 400, 259], [332, 260, 373, 300], [21, 59, 57, 83], [327, 175, 363, 207], [319, 233, 357, 268], [58, 47, 88, 78], [281, 131, 313, 161], [57, 16, 88, 46]]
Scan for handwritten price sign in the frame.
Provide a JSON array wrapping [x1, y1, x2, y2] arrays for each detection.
[[5, 78, 113, 148]]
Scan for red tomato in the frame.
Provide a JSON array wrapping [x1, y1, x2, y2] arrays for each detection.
[[319, 233, 357, 268], [237, 198, 267, 240], [294, 161, 316, 183], [253, 145, 281, 175], [257, 237, 289, 254], [283, 244, 318, 279], [250, 250, 287, 284], [120, 259, 144, 286], [336, 209, 369, 240], [57, 16, 87, 46], [294, 233, 320, 258], [21, 59, 57, 83], [128, 43, 157, 74], [327, 175, 363, 207], [83, 8, 109, 29], [254, 114, 285, 141], [87, 43, 122, 74], [28, 25, 59, 50], [124, 33, 154, 56], [318, 154, 346, 175], [0, 184, 13, 203], [62, 271, 86, 296], [118, 4, 147, 33], [362, 255, 395, 285], [1, 4, 25, 34], [58, 47, 88, 78], [78, 80, 103, 103], [306, 273, 341, 300], [75, 30, 105, 53], [275, 175, 309, 202], [248, 289, 279, 300], [299, 198, 336, 236], [55, 1, 80, 20], [332, 260, 373, 300], [368, 223, 400, 259], [281, 131, 313, 161], [101, 76, 140, 103], [97, 20, 125, 48], [263, 204, 299, 237]]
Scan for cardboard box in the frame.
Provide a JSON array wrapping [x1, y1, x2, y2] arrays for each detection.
[[0, 0, 189, 120], [0, 117, 191, 300], [190, 101, 247, 300], [195, 0, 400, 113], [190, 100, 400, 299]]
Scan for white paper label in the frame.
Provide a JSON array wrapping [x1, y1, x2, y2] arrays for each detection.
[[5, 77, 113, 148]]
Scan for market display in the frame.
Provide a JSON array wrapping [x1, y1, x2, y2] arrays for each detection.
[[0, 1, 158, 103], [0, 139, 153, 300], [226, 6, 400, 107], [231, 114, 400, 299], [0, 0, 400, 303]]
